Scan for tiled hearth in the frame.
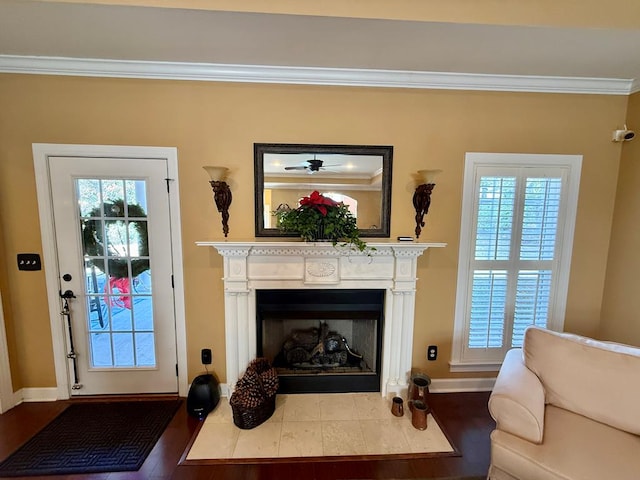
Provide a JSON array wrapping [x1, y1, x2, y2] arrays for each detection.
[[186, 393, 454, 460], [197, 241, 445, 396]]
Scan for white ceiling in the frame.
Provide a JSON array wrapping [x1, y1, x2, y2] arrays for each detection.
[[1, 0, 639, 93], [264, 153, 382, 178]]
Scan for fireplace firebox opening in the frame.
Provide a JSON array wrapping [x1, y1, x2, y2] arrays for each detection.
[[256, 289, 384, 393]]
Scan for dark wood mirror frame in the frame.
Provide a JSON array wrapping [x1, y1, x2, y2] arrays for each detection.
[[254, 143, 393, 238]]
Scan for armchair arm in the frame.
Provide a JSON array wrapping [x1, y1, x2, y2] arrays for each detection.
[[489, 348, 546, 444]]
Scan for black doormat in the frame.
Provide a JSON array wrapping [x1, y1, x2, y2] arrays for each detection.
[[0, 399, 181, 477]]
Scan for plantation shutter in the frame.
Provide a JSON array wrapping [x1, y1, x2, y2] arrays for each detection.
[[452, 154, 581, 370]]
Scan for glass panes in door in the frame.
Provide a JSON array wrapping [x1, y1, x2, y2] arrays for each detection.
[[77, 178, 156, 368]]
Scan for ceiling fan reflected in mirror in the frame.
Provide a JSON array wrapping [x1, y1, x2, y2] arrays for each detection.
[[284, 156, 338, 174]]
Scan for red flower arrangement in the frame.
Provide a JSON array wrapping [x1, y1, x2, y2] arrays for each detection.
[[275, 191, 368, 251], [298, 190, 339, 216]]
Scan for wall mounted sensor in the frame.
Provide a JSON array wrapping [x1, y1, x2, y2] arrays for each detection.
[[612, 125, 635, 142]]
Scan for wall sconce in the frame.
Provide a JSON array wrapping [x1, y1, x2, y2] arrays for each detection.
[[203, 166, 232, 237], [413, 169, 442, 239]]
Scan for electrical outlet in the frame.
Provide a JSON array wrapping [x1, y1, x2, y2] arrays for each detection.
[[201, 348, 212, 365], [427, 345, 438, 361]]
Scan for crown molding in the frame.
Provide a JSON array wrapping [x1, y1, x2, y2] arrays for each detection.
[[631, 79, 640, 94], [0, 55, 634, 95]]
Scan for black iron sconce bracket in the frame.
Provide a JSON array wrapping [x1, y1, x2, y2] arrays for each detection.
[[204, 166, 232, 237], [209, 180, 232, 237], [413, 183, 435, 239]]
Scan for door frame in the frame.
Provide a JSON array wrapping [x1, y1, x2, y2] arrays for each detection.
[[33, 143, 188, 399], [0, 288, 16, 412]]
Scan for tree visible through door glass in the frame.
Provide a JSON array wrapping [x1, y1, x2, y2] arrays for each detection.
[[77, 178, 156, 368]]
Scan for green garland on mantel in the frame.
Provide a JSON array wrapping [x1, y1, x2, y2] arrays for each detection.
[[81, 199, 150, 279]]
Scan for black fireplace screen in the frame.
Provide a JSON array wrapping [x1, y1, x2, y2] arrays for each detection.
[[256, 289, 384, 393]]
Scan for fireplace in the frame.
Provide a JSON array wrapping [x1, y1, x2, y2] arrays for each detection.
[[197, 241, 445, 396], [257, 289, 384, 393]]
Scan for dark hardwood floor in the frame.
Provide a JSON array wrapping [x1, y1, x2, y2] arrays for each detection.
[[0, 392, 493, 479]]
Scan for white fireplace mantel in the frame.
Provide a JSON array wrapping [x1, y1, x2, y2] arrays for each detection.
[[197, 241, 446, 396]]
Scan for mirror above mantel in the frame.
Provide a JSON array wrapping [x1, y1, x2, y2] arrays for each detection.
[[254, 143, 393, 237]]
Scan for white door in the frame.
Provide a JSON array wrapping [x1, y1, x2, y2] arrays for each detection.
[[48, 156, 178, 395]]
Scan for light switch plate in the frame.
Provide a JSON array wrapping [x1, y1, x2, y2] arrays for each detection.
[[17, 253, 41, 271]]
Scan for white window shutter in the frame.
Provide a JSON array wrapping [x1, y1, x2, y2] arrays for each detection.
[[451, 154, 581, 371]]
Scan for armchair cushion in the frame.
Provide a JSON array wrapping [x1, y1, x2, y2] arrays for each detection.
[[488, 348, 545, 444], [491, 405, 640, 480], [523, 326, 640, 435]]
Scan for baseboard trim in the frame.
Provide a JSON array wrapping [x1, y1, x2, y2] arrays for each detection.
[[429, 377, 495, 393], [219, 383, 231, 398], [220, 378, 494, 396], [17, 387, 59, 403], [17, 380, 493, 400]]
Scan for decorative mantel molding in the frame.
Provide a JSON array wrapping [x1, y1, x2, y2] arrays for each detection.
[[197, 241, 446, 396]]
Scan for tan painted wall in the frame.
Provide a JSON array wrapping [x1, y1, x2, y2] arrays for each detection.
[[0, 73, 628, 390], [600, 92, 640, 345]]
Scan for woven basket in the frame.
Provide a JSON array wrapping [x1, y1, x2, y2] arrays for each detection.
[[230, 358, 278, 430], [231, 394, 276, 430]]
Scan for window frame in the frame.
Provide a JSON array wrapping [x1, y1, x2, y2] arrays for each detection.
[[450, 153, 582, 372]]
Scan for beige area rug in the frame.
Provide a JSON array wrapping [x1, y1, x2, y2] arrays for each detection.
[[182, 393, 457, 463]]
